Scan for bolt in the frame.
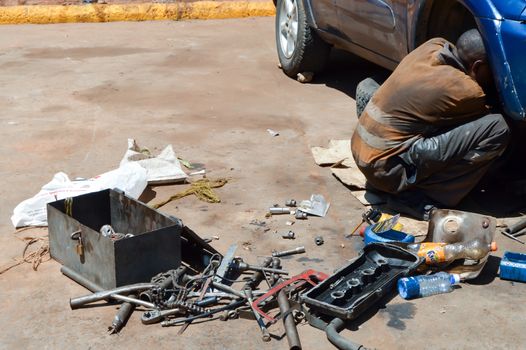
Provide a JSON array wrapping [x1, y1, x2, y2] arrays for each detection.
[[285, 199, 297, 207], [281, 231, 295, 239], [295, 211, 307, 220]]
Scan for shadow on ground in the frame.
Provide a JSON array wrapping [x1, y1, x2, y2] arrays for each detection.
[[313, 49, 390, 99]]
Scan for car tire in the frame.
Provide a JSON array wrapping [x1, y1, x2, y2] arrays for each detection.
[[355, 78, 380, 118], [275, 0, 330, 78]]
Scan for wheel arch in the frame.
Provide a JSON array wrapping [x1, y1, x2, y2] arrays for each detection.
[[411, 0, 479, 49]]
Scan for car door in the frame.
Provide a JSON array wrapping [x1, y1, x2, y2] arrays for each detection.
[[336, 0, 408, 62], [310, 0, 341, 34]]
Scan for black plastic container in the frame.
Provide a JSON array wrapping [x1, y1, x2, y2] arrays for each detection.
[[301, 243, 422, 320]]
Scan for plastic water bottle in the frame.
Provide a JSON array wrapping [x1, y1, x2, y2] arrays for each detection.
[[406, 241, 497, 264], [398, 272, 460, 300]]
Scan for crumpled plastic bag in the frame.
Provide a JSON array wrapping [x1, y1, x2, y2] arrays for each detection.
[[120, 139, 187, 185], [10, 162, 148, 228]]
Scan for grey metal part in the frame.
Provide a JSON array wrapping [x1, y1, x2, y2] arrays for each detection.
[[213, 244, 237, 288], [270, 207, 291, 214], [278, 290, 302, 350], [272, 246, 306, 258], [109, 295, 136, 334], [70, 283, 156, 309], [48, 189, 183, 290], [426, 209, 496, 245], [301, 243, 422, 320], [61, 265, 155, 308], [141, 308, 183, 325]]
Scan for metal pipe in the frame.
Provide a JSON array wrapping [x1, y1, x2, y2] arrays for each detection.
[[272, 246, 306, 258], [277, 290, 302, 350], [209, 281, 246, 299], [108, 295, 136, 334], [61, 266, 155, 308], [325, 318, 367, 350], [70, 283, 156, 309], [504, 217, 526, 235], [270, 207, 291, 214]]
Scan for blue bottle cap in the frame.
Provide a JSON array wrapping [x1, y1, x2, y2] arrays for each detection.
[[398, 277, 420, 299]]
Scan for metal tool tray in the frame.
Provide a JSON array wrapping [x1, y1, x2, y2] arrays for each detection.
[[48, 188, 219, 290], [301, 243, 422, 320]]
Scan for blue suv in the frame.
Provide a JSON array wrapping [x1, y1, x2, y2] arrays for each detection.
[[275, 0, 526, 120]]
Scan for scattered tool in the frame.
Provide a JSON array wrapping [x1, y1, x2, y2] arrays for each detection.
[[314, 236, 324, 246], [286, 199, 297, 207], [109, 295, 136, 334], [270, 207, 292, 215], [295, 211, 308, 220], [230, 259, 289, 275], [347, 208, 382, 237], [501, 229, 525, 244], [252, 269, 329, 323], [272, 246, 306, 258], [282, 231, 296, 239]]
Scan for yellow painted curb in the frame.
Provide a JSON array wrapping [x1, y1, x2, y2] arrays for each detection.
[[0, 1, 276, 25]]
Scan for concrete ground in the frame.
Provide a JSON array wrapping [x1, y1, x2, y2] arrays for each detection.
[[0, 18, 524, 350]]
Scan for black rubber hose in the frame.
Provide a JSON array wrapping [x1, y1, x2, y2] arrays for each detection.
[[325, 318, 367, 350]]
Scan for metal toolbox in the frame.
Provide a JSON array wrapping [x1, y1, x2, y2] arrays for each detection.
[[47, 188, 183, 290]]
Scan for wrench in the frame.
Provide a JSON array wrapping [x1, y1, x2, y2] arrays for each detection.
[[141, 308, 183, 325]]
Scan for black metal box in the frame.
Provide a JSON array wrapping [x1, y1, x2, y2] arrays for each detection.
[[47, 189, 182, 290]]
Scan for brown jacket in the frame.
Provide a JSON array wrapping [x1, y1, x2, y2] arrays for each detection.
[[351, 38, 488, 193]]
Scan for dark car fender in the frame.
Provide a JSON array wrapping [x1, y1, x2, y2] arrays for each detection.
[[301, 0, 318, 29]]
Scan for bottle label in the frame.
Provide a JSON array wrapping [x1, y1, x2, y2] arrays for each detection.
[[417, 243, 447, 264]]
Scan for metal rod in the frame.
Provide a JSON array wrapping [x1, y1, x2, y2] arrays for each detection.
[[210, 281, 246, 299], [70, 283, 156, 309], [277, 290, 302, 350], [245, 288, 271, 342], [62, 266, 155, 308], [272, 246, 306, 258], [500, 229, 525, 244]]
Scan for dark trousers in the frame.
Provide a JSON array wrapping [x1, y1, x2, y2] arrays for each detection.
[[398, 113, 510, 207]]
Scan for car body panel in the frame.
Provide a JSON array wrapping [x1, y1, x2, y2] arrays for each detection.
[[336, 0, 408, 61], [308, 0, 340, 33], [303, 0, 526, 120]]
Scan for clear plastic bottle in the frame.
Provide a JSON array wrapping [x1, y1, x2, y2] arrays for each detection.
[[398, 272, 460, 299], [407, 240, 497, 264]]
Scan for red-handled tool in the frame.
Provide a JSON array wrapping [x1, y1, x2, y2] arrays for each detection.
[[252, 269, 328, 323]]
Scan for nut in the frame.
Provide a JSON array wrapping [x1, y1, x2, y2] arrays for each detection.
[[314, 236, 324, 246], [281, 231, 295, 239]]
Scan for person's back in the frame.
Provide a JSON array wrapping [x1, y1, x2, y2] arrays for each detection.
[[351, 30, 510, 212]]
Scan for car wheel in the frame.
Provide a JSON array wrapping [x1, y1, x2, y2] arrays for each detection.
[[355, 78, 380, 118], [275, 0, 330, 78]]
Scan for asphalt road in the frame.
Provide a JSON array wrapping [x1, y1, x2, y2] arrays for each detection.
[[0, 18, 524, 349]]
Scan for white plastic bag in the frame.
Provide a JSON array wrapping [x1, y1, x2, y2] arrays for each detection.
[[120, 139, 187, 185], [11, 162, 148, 228]]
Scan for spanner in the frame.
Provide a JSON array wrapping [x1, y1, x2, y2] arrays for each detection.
[[141, 308, 182, 325]]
